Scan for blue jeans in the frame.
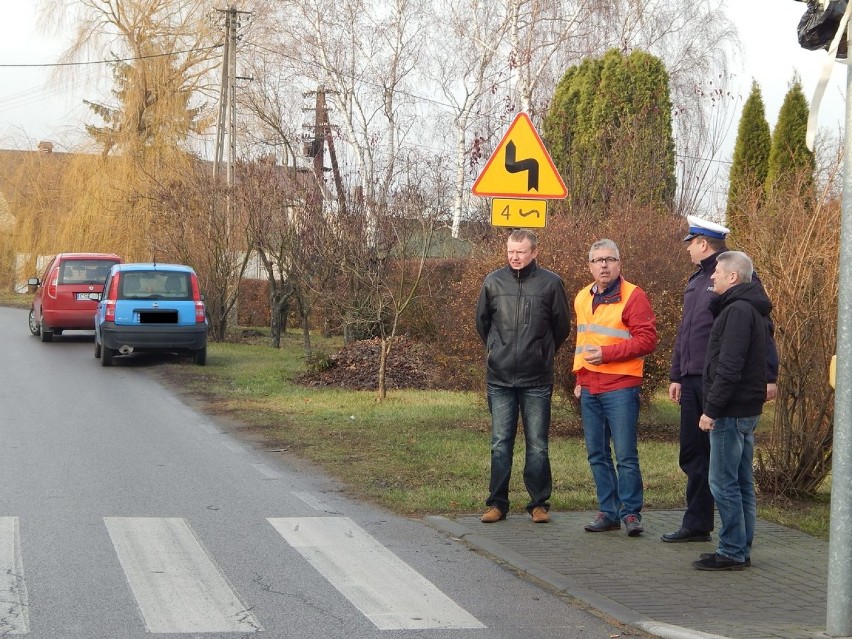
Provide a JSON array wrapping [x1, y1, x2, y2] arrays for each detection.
[[580, 386, 643, 522], [486, 383, 553, 513], [708, 415, 759, 563]]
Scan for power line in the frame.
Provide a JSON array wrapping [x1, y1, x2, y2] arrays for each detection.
[[0, 39, 735, 169], [0, 44, 223, 68]]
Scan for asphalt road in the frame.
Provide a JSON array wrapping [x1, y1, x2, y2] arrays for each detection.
[[0, 306, 635, 639]]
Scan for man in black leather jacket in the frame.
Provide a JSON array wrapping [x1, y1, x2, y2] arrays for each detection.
[[475, 229, 571, 524]]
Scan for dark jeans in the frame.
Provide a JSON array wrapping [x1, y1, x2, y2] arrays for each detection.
[[485, 383, 553, 513], [679, 375, 715, 532]]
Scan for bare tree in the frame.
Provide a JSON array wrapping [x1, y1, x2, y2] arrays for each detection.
[[503, 0, 605, 116], [428, 1, 511, 239], [149, 162, 251, 341], [330, 153, 444, 400], [261, 0, 428, 247], [237, 157, 342, 353]]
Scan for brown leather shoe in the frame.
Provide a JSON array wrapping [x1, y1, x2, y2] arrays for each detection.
[[480, 507, 506, 523], [531, 506, 550, 523]]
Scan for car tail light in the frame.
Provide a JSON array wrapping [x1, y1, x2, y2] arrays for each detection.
[[105, 300, 116, 323], [190, 273, 206, 323], [47, 267, 59, 299], [105, 273, 120, 322]]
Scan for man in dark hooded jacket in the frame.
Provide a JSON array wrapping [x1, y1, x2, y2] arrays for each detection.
[[693, 251, 773, 572]]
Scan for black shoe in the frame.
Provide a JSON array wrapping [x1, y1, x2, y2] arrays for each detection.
[[584, 512, 620, 532], [661, 527, 711, 543], [700, 552, 751, 567], [693, 553, 747, 571]]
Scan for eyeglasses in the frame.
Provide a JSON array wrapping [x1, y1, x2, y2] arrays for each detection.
[[589, 257, 620, 265]]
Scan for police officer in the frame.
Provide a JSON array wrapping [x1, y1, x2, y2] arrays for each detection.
[[662, 216, 778, 543]]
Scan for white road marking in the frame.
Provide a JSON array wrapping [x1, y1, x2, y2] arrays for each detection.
[[0, 517, 29, 634], [222, 441, 246, 454], [268, 517, 485, 631], [251, 463, 281, 479], [291, 491, 333, 512], [104, 517, 261, 633], [196, 422, 220, 434]]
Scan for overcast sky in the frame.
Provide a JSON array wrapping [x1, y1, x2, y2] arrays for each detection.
[[0, 1, 846, 156]]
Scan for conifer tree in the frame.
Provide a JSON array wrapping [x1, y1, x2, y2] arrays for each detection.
[[544, 58, 601, 212], [726, 81, 771, 234], [765, 80, 814, 200], [543, 49, 675, 217]]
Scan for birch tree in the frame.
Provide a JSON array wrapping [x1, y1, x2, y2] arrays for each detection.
[[429, 1, 511, 239]]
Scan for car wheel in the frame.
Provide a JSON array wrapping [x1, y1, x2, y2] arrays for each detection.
[[94, 337, 101, 359], [101, 346, 116, 367], [193, 344, 207, 366], [28, 309, 40, 336]]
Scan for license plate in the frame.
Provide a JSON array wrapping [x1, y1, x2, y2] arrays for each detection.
[[76, 292, 99, 301]]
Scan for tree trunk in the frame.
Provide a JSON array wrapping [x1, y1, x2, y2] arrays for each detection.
[[301, 309, 312, 357], [377, 336, 388, 401]]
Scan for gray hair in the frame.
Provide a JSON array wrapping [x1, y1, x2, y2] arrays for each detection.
[[588, 238, 620, 260], [717, 250, 754, 284]]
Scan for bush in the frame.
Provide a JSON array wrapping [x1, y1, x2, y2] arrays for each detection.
[[739, 174, 837, 497], [238, 278, 270, 327], [395, 258, 468, 339], [433, 205, 690, 401]]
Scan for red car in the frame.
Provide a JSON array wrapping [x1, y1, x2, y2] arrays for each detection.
[[28, 252, 123, 342]]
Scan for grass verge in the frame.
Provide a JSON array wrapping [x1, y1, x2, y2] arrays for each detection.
[[151, 329, 830, 539]]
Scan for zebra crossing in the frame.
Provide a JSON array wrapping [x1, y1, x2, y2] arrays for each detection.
[[0, 514, 484, 635]]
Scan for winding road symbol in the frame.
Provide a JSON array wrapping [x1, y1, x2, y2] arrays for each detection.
[[504, 141, 539, 192]]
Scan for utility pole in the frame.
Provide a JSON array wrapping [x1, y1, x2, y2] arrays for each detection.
[[213, 7, 232, 183], [303, 87, 347, 217], [213, 5, 247, 189], [227, 7, 237, 192]]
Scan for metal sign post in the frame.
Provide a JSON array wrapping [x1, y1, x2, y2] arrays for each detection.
[[827, 23, 852, 637]]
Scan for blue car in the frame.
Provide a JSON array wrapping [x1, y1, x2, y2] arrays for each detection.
[[94, 263, 208, 366]]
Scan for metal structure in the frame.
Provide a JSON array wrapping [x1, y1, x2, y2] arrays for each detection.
[[827, 27, 852, 635]]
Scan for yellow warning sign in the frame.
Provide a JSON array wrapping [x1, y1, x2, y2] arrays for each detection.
[[491, 198, 548, 228], [472, 112, 567, 199]]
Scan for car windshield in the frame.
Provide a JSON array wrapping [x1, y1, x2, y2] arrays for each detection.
[[119, 271, 191, 300], [60, 260, 120, 285]]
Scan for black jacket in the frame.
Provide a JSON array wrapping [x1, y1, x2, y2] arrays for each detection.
[[475, 261, 571, 387], [671, 250, 779, 382], [703, 281, 772, 419]]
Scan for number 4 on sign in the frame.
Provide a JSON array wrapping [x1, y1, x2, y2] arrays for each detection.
[[491, 198, 548, 228]]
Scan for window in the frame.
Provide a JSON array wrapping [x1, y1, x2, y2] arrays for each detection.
[[119, 271, 191, 300], [60, 259, 120, 285]]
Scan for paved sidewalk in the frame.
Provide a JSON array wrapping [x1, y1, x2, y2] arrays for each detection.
[[427, 509, 833, 639]]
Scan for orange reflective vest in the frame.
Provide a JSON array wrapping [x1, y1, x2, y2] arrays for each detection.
[[573, 279, 644, 378]]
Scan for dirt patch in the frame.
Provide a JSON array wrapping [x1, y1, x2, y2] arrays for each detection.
[[295, 336, 453, 391]]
